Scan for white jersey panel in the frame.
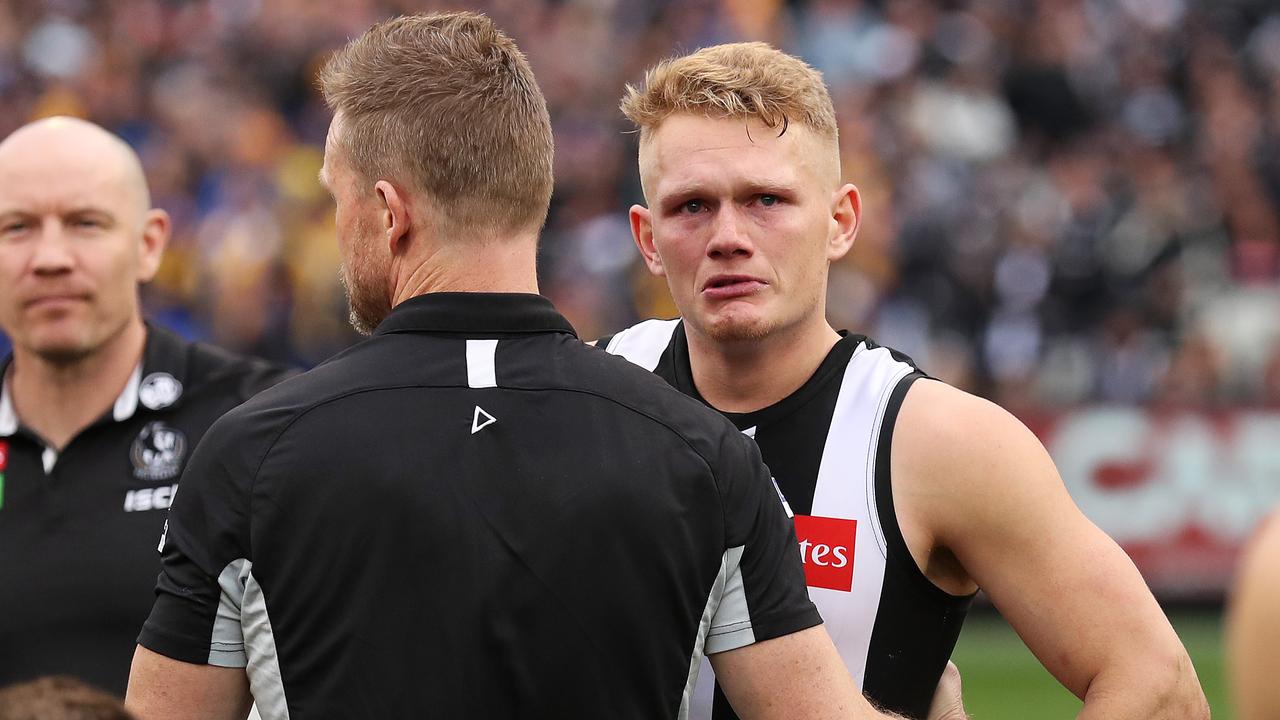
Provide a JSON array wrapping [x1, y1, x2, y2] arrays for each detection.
[[806, 344, 915, 685], [603, 319, 680, 371]]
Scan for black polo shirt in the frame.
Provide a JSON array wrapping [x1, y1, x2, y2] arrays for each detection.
[[139, 293, 819, 720], [0, 324, 291, 695]]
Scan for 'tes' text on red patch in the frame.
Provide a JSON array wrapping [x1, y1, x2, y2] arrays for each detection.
[[793, 515, 856, 592]]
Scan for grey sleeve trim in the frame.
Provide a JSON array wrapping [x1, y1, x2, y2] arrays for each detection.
[[679, 546, 739, 719], [704, 545, 756, 655], [209, 559, 251, 668], [243, 570, 291, 720]]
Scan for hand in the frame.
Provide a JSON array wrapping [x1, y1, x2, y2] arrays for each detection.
[[926, 661, 968, 720]]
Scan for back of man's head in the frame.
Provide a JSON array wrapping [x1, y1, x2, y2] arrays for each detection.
[[0, 677, 134, 720], [319, 12, 554, 240], [621, 42, 838, 145]]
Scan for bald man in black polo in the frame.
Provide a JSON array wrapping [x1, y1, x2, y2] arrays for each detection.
[[0, 117, 290, 694]]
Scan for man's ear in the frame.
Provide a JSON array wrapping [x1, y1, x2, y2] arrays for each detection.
[[828, 183, 861, 262], [375, 180, 412, 255], [630, 204, 665, 277], [136, 209, 170, 283]]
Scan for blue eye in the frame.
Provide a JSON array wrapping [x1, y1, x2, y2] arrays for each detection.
[[759, 195, 779, 207], [681, 199, 705, 214]]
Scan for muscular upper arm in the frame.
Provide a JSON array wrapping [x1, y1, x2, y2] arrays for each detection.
[[710, 625, 897, 720], [125, 645, 252, 720], [1228, 511, 1280, 720], [892, 380, 1193, 700]]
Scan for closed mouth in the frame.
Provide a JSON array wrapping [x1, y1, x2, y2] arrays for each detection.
[[25, 294, 90, 309], [703, 275, 765, 291]]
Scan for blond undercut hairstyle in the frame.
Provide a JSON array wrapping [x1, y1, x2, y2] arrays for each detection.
[[319, 12, 554, 237], [620, 42, 838, 144]]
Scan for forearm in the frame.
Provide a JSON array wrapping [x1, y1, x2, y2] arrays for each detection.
[[1076, 652, 1208, 720], [126, 645, 253, 720], [712, 627, 909, 720]]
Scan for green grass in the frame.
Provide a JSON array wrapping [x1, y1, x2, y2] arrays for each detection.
[[951, 610, 1228, 719]]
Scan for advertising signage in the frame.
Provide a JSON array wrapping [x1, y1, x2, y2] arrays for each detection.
[[1038, 407, 1280, 598]]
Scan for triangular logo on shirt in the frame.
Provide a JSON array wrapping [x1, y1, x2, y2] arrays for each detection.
[[471, 406, 497, 434]]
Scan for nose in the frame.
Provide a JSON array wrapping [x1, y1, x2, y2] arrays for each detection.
[[705, 206, 753, 259], [31, 219, 75, 275]]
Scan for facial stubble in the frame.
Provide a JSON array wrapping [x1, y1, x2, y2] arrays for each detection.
[[339, 216, 392, 336]]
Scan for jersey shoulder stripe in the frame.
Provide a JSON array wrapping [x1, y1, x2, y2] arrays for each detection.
[[603, 318, 681, 372]]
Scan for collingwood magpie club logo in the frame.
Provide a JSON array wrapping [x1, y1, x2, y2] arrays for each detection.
[[131, 421, 187, 481], [139, 372, 182, 410]]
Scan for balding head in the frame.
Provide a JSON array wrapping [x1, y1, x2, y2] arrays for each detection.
[[0, 116, 152, 217], [0, 116, 169, 365]]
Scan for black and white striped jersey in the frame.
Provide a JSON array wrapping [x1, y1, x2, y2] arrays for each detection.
[[599, 319, 975, 720], [138, 293, 819, 720]]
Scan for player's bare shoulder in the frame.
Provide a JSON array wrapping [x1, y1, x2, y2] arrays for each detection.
[[890, 379, 1065, 592], [893, 379, 1050, 488]]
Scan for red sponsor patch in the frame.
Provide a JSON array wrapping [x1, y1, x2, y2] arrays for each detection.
[[0, 440, 7, 471], [793, 515, 856, 592]]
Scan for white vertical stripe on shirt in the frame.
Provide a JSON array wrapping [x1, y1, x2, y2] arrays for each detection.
[[466, 339, 499, 389]]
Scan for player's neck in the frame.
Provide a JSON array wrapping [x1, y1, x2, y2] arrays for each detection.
[[686, 317, 842, 414], [392, 234, 540, 301], [7, 318, 147, 450]]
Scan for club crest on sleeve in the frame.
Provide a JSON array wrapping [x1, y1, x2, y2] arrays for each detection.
[[139, 372, 182, 410], [130, 421, 187, 481]]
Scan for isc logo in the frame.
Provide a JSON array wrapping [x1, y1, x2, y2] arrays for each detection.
[[793, 515, 856, 592], [124, 484, 179, 512]]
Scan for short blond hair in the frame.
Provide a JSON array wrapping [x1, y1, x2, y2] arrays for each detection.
[[621, 42, 837, 142], [319, 12, 553, 236]]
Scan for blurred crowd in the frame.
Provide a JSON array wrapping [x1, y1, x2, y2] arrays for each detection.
[[2, 0, 1279, 408]]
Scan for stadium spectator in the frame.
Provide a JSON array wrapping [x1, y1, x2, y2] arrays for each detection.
[[124, 12, 913, 720], [0, 117, 292, 695], [0, 0, 1276, 409], [1226, 510, 1280, 720], [0, 677, 135, 720], [600, 41, 1209, 720]]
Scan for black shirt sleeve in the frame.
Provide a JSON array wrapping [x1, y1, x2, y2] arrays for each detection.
[[705, 429, 821, 653], [137, 410, 257, 667]]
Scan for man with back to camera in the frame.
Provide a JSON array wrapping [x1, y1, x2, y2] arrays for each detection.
[[0, 117, 292, 695], [122, 13, 938, 720], [598, 42, 1210, 720]]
